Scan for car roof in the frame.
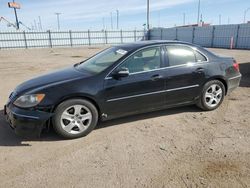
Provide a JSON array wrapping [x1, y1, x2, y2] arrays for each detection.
[[115, 40, 197, 51]]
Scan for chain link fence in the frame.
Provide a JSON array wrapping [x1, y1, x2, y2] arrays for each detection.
[[0, 30, 146, 49]]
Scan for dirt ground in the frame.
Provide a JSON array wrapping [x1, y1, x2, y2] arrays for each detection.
[[0, 46, 249, 188]]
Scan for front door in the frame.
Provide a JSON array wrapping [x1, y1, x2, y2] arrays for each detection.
[[102, 46, 166, 118]]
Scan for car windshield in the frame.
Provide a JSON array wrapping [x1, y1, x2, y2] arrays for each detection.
[[76, 47, 128, 74]]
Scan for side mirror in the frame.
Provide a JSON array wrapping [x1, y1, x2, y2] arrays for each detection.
[[112, 67, 129, 79]]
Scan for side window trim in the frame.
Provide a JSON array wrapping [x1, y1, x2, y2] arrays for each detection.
[[194, 50, 208, 62], [104, 44, 209, 80], [163, 46, 170, 67], [160, 46, 167, 68], [161, 46, 169, 68]]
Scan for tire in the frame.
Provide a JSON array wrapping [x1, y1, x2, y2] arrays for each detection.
[[52, 99, 98, 139], [196, 80, 225, 111]]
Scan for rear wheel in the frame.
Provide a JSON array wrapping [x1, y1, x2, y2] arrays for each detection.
[[53, 99, 98, 139], [197, 80, 225, 111]]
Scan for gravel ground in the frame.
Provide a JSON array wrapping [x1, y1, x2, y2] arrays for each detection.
[[0, 46, 249, 188]]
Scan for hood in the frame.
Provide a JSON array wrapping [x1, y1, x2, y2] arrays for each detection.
[[14, 66, 92, 95]]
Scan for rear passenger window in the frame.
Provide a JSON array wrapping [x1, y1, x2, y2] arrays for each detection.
[[195, 51, 207, 62], [166, 46, 196, 66]]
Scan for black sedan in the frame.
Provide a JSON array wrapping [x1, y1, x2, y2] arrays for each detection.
[[4, 41, 241, 138]]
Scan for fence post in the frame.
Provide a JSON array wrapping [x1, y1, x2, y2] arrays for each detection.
[[48, 30, 52, 48], [23, 31, 28, 49], [105, 30, 108, 44], [88, 30, 91, 46], [120, 29, 123, 43], [102, 30, 105, 45], [160, 29, 163, 40], [175, 28, 178, 40], [235, 24, 240, 49], [134, 30, 136, 42], [211, 26, 215, 48], [192, 27, 195, 44], [69, 30, 73, 47], [147, 29, 150, 40]]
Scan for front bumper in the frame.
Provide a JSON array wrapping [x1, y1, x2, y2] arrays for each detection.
[[4, 104, 53, 137]]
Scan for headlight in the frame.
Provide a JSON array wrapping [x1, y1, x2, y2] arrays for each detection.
[[14, 94, 45, 108]]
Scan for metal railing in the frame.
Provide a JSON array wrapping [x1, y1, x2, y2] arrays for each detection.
[[0, 30, 146, 49]]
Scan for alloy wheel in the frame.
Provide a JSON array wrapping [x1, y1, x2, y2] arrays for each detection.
[[60, 105, 92, 134], [204, 84, 223, 108]]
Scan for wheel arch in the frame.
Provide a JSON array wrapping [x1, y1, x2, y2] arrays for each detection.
[[204, 76, 228, 95], [52, 94, 101, 116]]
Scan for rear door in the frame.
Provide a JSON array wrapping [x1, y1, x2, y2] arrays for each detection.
[[102, 46, 167, 117], [164, 45, 208, 105]]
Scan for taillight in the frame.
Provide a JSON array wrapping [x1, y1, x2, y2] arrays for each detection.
[[233, 60, 240, 72]]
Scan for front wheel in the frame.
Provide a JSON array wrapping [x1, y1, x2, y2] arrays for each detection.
[[197, 80, 225, 111], [52, 99, 98, 139]]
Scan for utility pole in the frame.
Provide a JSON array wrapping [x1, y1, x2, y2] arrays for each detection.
[[34, 19, 37, 30], [219, 14, 221, 25], [38, 16, 42, 30], [197, 0, 201, 25], [12, 0, 20, 30], [55, 12, 61, 30], [158, 11, 161, 27], [116, 10, 119, 30], [30, 23, 34, 30], [110, 12, 113, 30], [102, 17, 105, 30], [244, 8, 250, 23], [147, 0, 150, 30], [183, 13, 186, 25]]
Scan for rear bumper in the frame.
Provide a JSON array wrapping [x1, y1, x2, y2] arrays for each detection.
[[227, 74, 242, 94], [4, 104, 53, 137]]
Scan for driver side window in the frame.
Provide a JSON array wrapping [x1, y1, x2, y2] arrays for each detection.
[[119, 47, 161, 74]]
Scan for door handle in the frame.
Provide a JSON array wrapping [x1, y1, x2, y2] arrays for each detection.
[[194, 68, 205, 74], [151, 74, 163, 81]]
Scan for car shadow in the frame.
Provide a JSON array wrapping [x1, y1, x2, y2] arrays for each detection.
[[97, 105, 200, 129], [0, 105, 200, 146], [0, 110, 62, 146], [239, 62, 250, 88]]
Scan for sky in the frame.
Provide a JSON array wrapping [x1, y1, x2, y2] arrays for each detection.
[[0, 0, 250, 31]]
